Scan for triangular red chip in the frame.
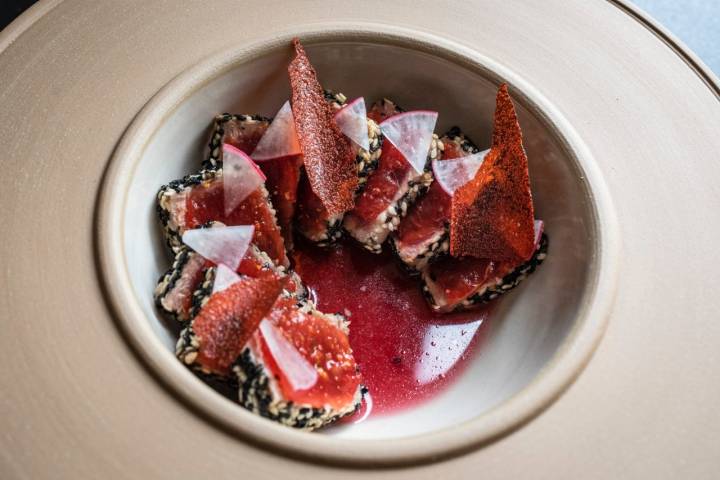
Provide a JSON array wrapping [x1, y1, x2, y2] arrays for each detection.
[[491, 84, 523, 150], [193, 271, 286, 374], [450, 84, 535, 263], [288, 38, 357, 216]]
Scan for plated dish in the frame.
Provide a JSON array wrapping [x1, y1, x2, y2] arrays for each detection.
[[153, 39, 548, 430], [14, 0, 712, 474]]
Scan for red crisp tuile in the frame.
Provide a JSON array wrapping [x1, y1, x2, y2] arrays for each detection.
[[450, 84, 535, 263], [193, 271, 287, 375], [288, 39, 357, 216]]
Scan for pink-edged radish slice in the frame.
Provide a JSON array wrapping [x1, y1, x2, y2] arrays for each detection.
[[182, 225, 254, 271], [334, 97, 370, 151], [432, 149, 489, 195], [533, 219, 544, 248], [379, 110, 438, 174], [259, 319, 318, 391], [222, 144, 266, 216], [212, 263, 241, 294], [251, 101, 301, 161]]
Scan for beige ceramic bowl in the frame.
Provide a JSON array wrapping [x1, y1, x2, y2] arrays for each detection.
[[3, 1, 720, 478], [98, 27, 619, 465]]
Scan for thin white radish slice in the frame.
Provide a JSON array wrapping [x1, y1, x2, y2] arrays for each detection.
[[334, 97, 370, 151], [251, 101, 301, 161], [259, 319, 318, 391], [222, 144, 266, 215], [212, 264, 241, 294], [182, 225, 254, 271], [533, 219, 544, 248], [379, 110, 438, 174], [431, 149, 489, 195]]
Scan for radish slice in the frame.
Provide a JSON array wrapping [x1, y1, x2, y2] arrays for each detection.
[[334, 97, 370, 151], [182, 225, 254, 271], [432, 149, 489, 195], [259, 319, 318, 391], [251, 101, 301, 161], [379, 110, 438, 174], [212, 264, 241, 294], [533, 220, 544, 248], [223, 144, 266, 216]]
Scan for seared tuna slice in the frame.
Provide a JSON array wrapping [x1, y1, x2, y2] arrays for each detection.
[[392, 127, 481, 272], [325, 91, 383, 187], [203, 113, 302, 251], [421, 222, 548, 312], [203, 113, 271, 169], [156, 168, 288, 267], [186, 245, 306, 321], [154, 246, 209, 323], [233, 297, 363, 430], [173, 223, 304, 381], [295, 92, 383, 245], [343, 99, 439, 252], [176, 270, 286, 376], [155, 219, 292, 324], [177, 255, 362, 429]]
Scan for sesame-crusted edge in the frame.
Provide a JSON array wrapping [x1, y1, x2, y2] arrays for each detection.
[[232, 345, 364, 431], [202, 113, 271, 170], [154, 246, 208, 323], [421, 233, 549, 312], [155, 168, 287, 267]]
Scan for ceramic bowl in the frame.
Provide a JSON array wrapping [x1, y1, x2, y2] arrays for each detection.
[[98, 26, 619, 465]]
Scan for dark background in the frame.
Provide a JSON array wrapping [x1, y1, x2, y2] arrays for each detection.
[[1, 0, 37, 30]]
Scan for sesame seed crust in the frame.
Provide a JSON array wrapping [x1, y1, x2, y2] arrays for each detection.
[[233, 348, 363, 431], [154, 246, 209, 323], [421, 233, 549, 312]]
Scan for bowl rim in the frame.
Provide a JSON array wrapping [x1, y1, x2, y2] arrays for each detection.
[[95, 23, 620, 467]]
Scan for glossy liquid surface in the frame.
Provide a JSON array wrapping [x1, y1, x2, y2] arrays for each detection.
[[293, 241, 491, 419]]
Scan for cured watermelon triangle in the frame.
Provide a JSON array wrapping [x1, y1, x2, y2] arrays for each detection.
[[450, 84, 535, 262]]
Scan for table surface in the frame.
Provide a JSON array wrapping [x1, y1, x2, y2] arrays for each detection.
[[1, 1, 719, 479], [632, 0, 719, 75]]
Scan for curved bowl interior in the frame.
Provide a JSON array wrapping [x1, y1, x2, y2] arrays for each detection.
[[123, 40, 594, 440]]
